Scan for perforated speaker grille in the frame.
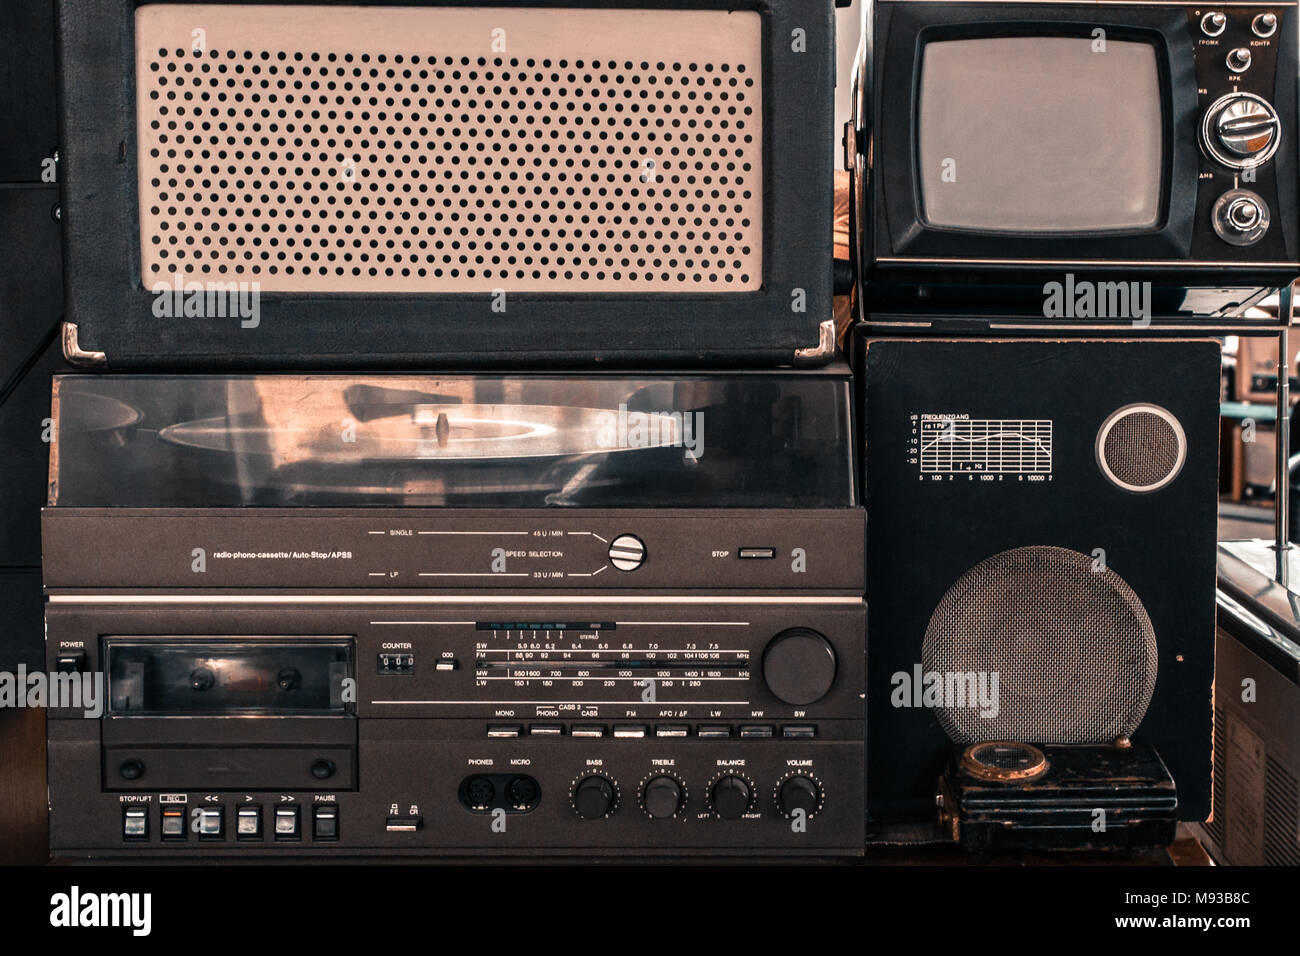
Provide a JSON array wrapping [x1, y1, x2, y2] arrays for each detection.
[[1096, 404, 1186, 493], [921, 546, 1158, 745], [134, 5, 763, 293]]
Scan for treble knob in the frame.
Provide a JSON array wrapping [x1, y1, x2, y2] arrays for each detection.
[[1201, 93, 1281, 168]]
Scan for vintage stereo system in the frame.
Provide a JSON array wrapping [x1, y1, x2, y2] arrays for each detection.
[[857, 335, 1219, 848], [850, 1, 1300, 322], [54, 0, 847, 369], [41, 367, 865, 857], [1207, 541, 1300, 866]]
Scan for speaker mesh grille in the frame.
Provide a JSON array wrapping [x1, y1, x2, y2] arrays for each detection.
[[134, 5, 763, 292], [921, 546, 1158, 744], [1097, 404, 1186, 492]]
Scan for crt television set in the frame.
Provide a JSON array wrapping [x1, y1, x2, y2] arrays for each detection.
[[854, 1, 1300, 301]]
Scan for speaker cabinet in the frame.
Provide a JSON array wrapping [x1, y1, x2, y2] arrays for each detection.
[[55, 0, 840, 368], [858, 336, 1219, 826]]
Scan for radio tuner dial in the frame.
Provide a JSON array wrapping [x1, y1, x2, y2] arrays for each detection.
[[710, 775, 755, 820], [1200, 11, 1227, 36], [762, 627, 837, 706], [641, 774, 686, 819], [1212, 189, 1271, 246], [571, 774, 618, 820], [1201, 93, 1282, 168]]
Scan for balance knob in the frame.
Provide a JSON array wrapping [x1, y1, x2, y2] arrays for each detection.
[[762, 628, 837, 705], [711, 776, 753, 819], [778, 776, 821, 818], [1212, 189, 1271, 246], [573, 775, 616, 819], [1202, 93, 1281, 168], [642, 775, 684, 819]]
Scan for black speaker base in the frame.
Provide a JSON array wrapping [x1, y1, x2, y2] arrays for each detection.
[[938, 743, 1180, 853]]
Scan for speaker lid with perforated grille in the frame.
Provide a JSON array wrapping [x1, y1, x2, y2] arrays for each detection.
[[921, 546, 1158, 745], [1096, 403, 1186, 493]]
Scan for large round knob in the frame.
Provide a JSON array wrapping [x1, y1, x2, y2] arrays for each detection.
[[572, 775, 616, 819], [711, 776, 753, 819], [777, 775, 821, 817], [641, 775, 684, 819], [608, 534, 646, 572], [762, 628, 837, 705], [1202, 93, 1281, 168], [1212, 189, 1271, 246]]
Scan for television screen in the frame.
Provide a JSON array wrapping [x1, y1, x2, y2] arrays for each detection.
[[917, 36, 1163, 234]]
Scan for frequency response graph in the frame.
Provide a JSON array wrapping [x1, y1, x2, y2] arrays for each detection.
[[917, 417, 1053, 474]]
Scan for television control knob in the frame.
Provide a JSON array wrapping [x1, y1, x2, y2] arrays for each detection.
[[1252, 13, 1278, 37], [641, 775, 685, 819], [608, 534, 646, 572], [711, 775, 753, 819], [777, 775, 822, 818], [1202, 93, 1281, 168], [1226, 47, 1253, 74], [1212, 189, 1271, 246], [1201, 11, 1227, 36], [572, 774, 616, 819], [762, 627, 837, 705]]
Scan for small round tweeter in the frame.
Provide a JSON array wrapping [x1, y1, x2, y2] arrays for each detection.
[[1095, 403, 1186, 493]]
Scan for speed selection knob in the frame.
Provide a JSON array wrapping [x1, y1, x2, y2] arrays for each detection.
[[572, 775, 617, 820], [1201, 93, 1281, 168], [710, 775, 753, 820], [777, 775, 822, 818], [608, 534, 646, 572], [641, 775, 685, 819], [762, 627, 837, 705]]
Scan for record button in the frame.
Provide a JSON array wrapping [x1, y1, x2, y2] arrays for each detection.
[[160, 806, 186, 840]]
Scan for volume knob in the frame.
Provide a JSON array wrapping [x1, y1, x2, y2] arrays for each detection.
[[777, 775, 822, 818], [572, 775, 616, 820], [1202, 93, 1281, 168], [762, 628, 837, 705]]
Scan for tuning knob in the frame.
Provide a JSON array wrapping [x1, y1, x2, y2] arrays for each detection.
[[572, 775, 616, 820], [777, 775, 822, 818], [762, 628, 837, 705], [711, 775, 753, 819], [641, 775, 684, 819], [1212, 189, 1271, 246], [1201, 93, 1282, 168]]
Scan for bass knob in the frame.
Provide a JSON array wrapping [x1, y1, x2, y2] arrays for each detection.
[[571, 774, 617, 820]]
